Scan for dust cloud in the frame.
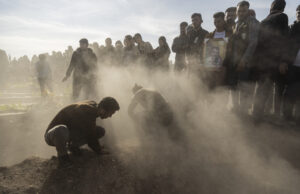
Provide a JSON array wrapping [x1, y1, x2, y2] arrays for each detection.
[[1, 55, 300, 194]]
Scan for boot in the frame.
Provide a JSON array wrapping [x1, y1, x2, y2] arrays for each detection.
[[58, 154, 72, 168]]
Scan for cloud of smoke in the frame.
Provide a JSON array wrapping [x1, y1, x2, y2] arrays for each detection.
[[0, 50, 300, 194]]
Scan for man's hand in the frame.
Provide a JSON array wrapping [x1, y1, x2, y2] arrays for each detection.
[[279, 63, 288, 74], [62, 76, 68, 82]]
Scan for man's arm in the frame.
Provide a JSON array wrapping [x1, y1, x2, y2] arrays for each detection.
[[172, 37, 180, 53], [63, 52, 76, 82], [86, 119, 102, 154], [79, 106, 102, 154]]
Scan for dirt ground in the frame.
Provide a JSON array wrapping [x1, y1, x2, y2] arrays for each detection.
[[0, 102, 300, 194]]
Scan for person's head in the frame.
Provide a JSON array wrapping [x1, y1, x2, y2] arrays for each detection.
[[124, 35, 133, 47], [38, 54, 46, 61], [158, 36, 167, 47], [180, 22, 188, 35], [134, 33, 143, 44], [270, 0, 286, 13], [191, 13, 203, 29], [132, 84, 143, 94], [92, 42, 99, 49], [249, 9, 256, 18], [105, 38, 112, 47], [237, 1, 250, 21], [297, 5, 300, 22], [213, 12, 226, 31], [115, 40, 123, 49], [97, 97, 120, 119], [79, 38, 89, 49], [225, 7, 237, 23]]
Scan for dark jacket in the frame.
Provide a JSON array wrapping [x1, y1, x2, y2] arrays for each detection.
[[186, 25, 209, 63], [231, 16, 259, 66], [289, 21, 300, 64], [172, 34, 189, 65], [253, 11, 289, 71], [154, 45, 171, 70], [66, 48, 97, 78], [46, 101, 102, 153]]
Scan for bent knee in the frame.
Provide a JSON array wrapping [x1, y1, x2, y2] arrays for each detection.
[[45, 125, 69, 146]]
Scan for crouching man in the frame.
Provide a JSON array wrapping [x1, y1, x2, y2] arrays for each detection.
[[128, 84, 173, 128], [44, 97, 120, 167]]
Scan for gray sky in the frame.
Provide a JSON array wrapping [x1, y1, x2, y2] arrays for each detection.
[[0, 0, 299, 59]]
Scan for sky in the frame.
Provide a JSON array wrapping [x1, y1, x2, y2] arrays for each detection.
[[0, 0, 299, 59]]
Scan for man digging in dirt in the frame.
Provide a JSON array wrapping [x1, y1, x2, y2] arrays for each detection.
[[44, 97, 120, 168], [128, 84, 184, 143]]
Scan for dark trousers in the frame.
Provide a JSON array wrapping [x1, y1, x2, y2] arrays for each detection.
[[72, 75, 98, 100], [253, 70, 287, 117], [226, 66, 255, 113], [283, 66, 300, 119], [38, 78, 53, 97], [45, 125, 105, 156]]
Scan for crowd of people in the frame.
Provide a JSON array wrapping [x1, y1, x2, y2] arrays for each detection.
[[42, 0, 297, 122], [40, 0, 300, 167], [1, 0, 300, 166]]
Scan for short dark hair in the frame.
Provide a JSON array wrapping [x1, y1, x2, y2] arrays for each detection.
[[39, 54, 46, 60], [237, 1, 250, 8], [115, 40, 122, 45], [271, 0, 286, 12], [98, 97, 120, 112], [191, 13, 202, 19], [125, 35, 133, 42], [159, 36, 167, 45], [134, 33, 142, 39], [225, 7, 237, 13], [213, 12, 225, 19], [79, 38, 89, 45], [180, 22, 188, 27], [297, 5, 300, 11]]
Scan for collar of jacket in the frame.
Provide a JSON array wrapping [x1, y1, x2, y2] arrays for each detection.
[[269, 10, 282, 15], [76, 48, 92, 53]]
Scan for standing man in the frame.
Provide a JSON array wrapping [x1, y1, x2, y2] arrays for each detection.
[[186, 13, 209, 75], [35, 54, 53, 97], [44, 97, 120, 167], [123, 35, 139, 66], [204, 12, 232, 90], [225, 7, 237, 34], [62, 38, 98, 100], [103, 37, 115, 66], [282, 5, 300, 121], [223, 1, 259, 115], [252, 0, 289, 121], [133, 33, 154, 68], [172, 22, 189, 72], [114, 40, 124, 66]]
